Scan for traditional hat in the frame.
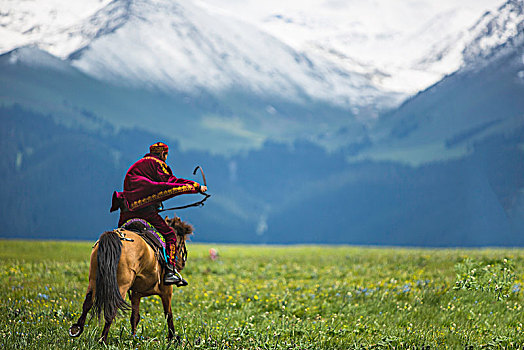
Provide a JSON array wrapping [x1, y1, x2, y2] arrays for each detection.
[[150, 142, 169, 154]]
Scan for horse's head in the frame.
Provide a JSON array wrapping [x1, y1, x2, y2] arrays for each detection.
[[164, 216, 193, 271]]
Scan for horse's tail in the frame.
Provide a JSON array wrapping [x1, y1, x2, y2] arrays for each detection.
[[93, 231, 130, 322]]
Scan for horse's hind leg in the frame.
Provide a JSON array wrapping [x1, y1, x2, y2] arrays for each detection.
[[69, 288, 94, 337], [100, 281, 134, 344], [99, 310, 117, 344], [160, 290, 177, 341], [129, 291, 141, 336]]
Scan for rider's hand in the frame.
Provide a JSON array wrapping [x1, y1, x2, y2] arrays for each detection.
[[200, 185, 208, 193]]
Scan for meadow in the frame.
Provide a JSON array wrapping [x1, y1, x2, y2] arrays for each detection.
[[0, 239, 523, 349]]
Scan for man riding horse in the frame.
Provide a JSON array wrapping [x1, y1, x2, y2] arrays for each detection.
[[110, 142, 207, 286]]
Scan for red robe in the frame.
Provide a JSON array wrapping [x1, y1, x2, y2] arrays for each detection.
[[111, 153, 200, 212]]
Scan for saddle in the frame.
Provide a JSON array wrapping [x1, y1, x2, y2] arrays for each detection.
[[121, 219, 169, 267]]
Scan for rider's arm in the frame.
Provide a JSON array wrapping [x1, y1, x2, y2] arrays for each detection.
[[150, 160, 201, 193]]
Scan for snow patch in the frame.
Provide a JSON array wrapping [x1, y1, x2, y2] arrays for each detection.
[[7, 46, 70, 72]]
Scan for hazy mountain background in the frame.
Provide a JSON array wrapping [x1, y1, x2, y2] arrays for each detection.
[[1, 0, 523, 246]]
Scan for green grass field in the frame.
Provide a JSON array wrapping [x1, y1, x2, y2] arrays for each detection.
[[1, 239, 523, 349]]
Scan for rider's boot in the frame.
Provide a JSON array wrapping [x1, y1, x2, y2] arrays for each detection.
[[164, 263, 188, 287]]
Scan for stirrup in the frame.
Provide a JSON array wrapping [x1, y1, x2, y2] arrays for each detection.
[[163, 271, 181, 285], [164, 271, 188, 287], [163, 263, 188, 286]]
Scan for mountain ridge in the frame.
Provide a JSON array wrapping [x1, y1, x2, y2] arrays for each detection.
[[3, 0, 515, 117]]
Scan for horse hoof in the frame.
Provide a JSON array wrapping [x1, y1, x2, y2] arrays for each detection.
[[68, 324, 83, 337]]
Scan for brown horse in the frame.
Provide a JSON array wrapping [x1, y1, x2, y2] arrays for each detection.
[[68, 216, 193, 343]]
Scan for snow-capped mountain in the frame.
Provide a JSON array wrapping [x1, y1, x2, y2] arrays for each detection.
[[351, 0, 524, 166], [0, 0, 398, 114], [1, 0, 516, 118], [420, 0, 524, 73], [463, 0, 524, 66], [197, 0, 509, 94], [0, 0, 522, 155], [0, 0, 112, 56]]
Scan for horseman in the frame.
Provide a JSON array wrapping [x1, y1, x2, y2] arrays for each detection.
[[110, 142, 207, 286]]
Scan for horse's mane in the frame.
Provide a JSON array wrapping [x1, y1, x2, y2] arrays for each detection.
[[165, 216, 193, 238]]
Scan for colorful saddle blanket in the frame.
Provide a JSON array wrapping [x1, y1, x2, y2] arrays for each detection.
[[121, 218, 169, 265]]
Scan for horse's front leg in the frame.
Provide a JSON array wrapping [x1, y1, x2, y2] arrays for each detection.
[[129, 291, 141, 336], [69, 288, 94, 337], [160, 287, 177, 341]]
